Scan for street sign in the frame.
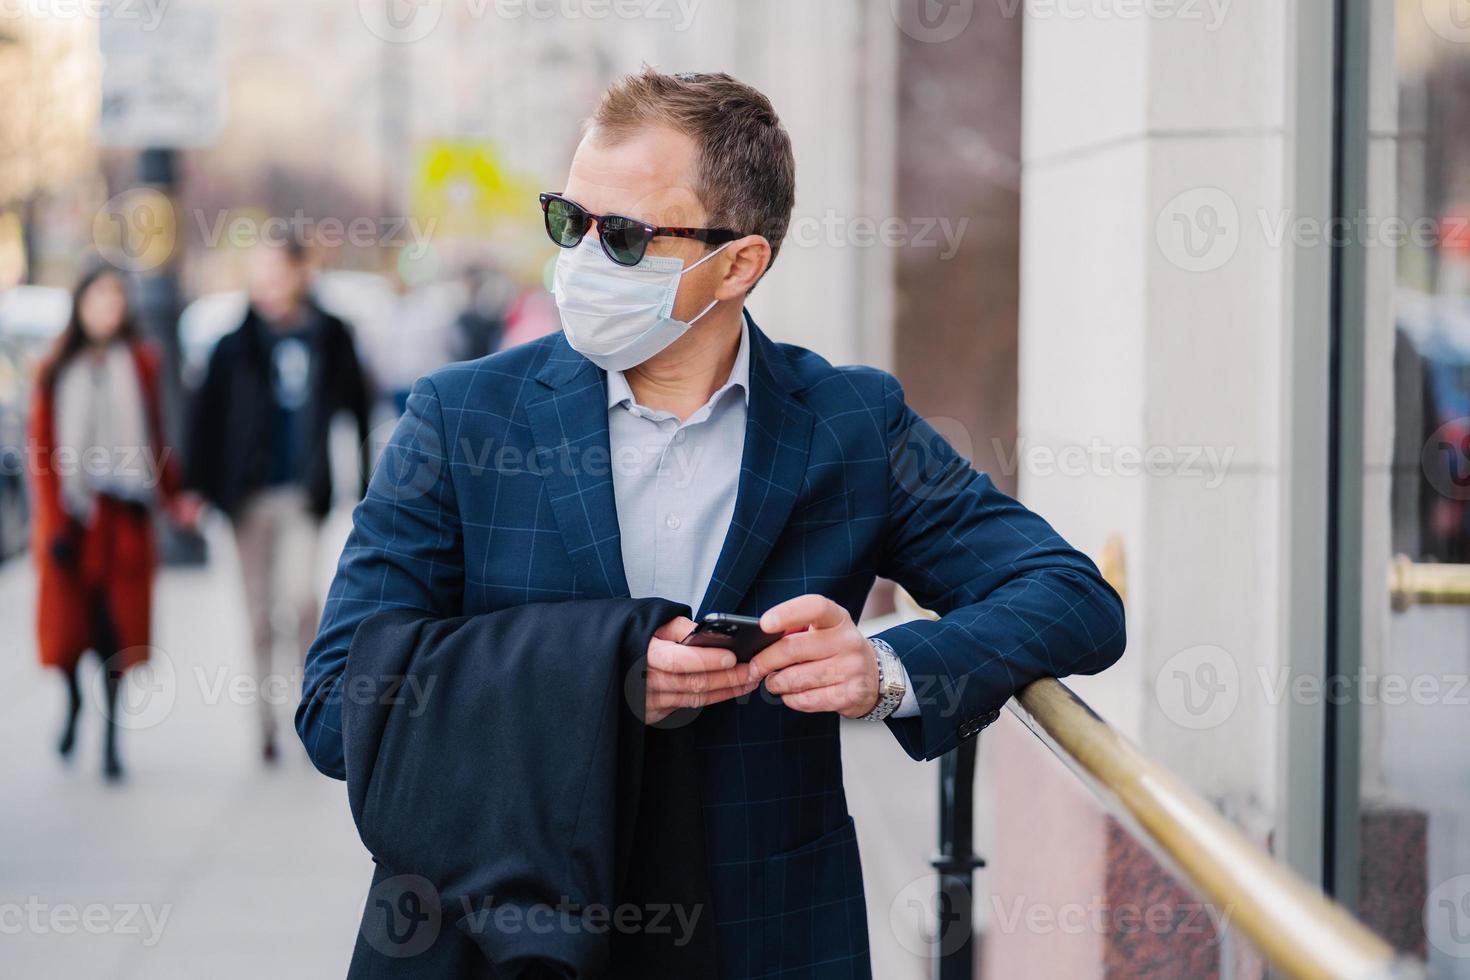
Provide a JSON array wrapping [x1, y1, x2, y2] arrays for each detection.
[[411, 139, 535, 238], [98, 6, 224, 148]]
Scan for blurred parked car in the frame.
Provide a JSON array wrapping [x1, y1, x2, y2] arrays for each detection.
[[0, 285, 71, 560], [177, 290, 249, 390], [313, 269, 397, 348]]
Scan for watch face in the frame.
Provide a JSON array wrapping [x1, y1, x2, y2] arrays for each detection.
[[878, 650, 905, 698]]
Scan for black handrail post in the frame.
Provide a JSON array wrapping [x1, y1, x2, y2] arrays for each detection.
[[932, 736, 984, 980]]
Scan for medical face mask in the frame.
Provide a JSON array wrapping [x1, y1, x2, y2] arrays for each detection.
[[552, 237, 730, 372]]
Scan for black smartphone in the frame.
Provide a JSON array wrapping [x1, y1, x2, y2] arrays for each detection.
[[679, 613, 782, 663]]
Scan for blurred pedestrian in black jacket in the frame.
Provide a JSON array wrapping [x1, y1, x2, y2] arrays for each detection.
[[184, 239, 372, 763]]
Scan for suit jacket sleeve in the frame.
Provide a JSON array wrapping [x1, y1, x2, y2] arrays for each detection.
[[295, 374, 465, 778], [873, 374, 1126, 761]]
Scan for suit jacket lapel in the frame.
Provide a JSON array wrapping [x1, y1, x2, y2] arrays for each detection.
[[525, 336, 630, 600], [696, 317, 813, 619]]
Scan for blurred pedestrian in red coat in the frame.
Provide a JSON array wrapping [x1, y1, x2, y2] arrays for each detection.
[[29, 267, 186, 782]]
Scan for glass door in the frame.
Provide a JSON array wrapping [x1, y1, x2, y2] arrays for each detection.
[[1358, 6, 1470, 975]]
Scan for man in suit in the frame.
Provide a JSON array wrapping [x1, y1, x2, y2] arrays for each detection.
[[298, 68, 1125, 978]]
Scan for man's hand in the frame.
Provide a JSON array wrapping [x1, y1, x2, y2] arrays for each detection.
[[643, 616, 761, 724], [751, 595, 879, 718]]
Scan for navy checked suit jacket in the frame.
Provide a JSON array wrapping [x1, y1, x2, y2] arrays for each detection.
[[297, 315, 1126, 979]]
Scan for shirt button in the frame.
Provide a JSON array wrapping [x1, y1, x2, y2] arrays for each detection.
[[665, 513, 681, 530], [673, 431, 686, 444]]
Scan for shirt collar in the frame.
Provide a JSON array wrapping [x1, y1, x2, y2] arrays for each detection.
[[606, 316, 751, 412]]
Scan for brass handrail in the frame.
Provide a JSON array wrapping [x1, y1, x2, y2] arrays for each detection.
[[1389, 554, 1470, 612], [888, 588, 1422, 980]]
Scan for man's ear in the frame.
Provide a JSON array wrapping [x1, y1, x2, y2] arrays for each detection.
[[715, 235, 773, 300]]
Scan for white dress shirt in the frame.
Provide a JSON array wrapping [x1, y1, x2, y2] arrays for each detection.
[[605, 319, 918, 718]]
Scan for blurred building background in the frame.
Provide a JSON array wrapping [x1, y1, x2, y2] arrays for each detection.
[[1, 1, 1468, 978]]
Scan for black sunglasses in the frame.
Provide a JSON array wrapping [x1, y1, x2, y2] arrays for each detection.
[[539, 192, 742, 267]]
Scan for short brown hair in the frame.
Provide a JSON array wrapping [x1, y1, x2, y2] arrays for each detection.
[[588, 67, 797, 267]]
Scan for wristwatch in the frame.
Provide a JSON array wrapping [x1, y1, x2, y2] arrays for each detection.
[[860, 636, 906, 721]]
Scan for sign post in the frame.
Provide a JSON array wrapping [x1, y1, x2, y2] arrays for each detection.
[[97, 7, 224, 564]]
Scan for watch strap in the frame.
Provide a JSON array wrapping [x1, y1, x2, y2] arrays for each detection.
[[861, 636, 905, 721]]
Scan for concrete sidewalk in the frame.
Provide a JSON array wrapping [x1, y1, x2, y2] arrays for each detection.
[[0, 514, 369, 979]]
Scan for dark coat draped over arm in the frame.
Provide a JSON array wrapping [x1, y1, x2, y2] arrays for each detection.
[[339, 597, 719, 980]]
